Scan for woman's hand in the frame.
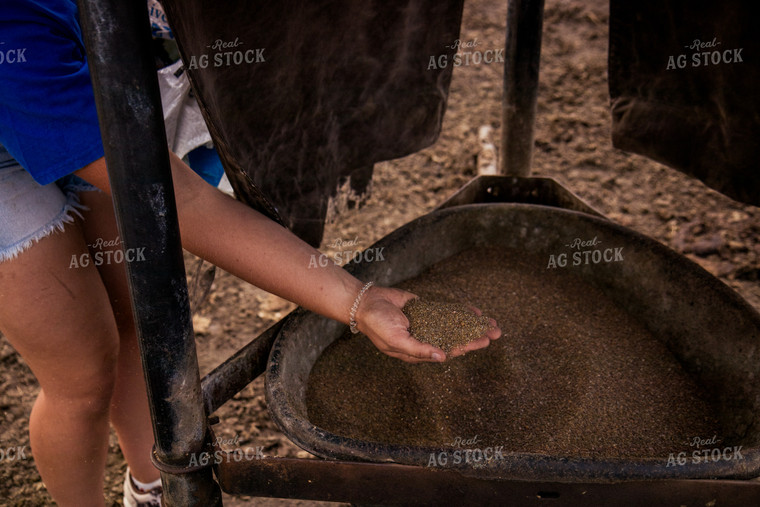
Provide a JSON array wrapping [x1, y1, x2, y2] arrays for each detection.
[[354, 286, 443, 363], [355, 287, 501, 363]]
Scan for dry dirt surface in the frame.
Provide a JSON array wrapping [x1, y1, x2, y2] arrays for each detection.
[[1, 0, 758, 505]]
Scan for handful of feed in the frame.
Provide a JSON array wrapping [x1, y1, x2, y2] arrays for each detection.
[[402, 298, 493, 354]]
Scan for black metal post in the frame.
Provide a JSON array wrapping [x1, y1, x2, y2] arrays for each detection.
[[502, 0, 545, 176], [76, 1, 222, 505]]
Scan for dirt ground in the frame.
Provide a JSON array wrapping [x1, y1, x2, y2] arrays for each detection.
[[1, 0, 759, 505]]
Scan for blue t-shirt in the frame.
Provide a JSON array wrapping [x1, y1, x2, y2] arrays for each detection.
[[0, 0, 104, 185]]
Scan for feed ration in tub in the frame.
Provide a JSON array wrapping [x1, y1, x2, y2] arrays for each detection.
[[307, 247, 722, 459]]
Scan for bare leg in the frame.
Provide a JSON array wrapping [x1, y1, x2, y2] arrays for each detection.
[[77, 189, 159, 484], [0, 221, 119, 507]]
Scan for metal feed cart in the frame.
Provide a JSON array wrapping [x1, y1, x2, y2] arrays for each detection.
[[77, 0, 760, 505]]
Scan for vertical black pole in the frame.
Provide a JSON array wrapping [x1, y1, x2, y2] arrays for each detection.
[[76, 1, 222, 505], [501, 0, 545, 176]]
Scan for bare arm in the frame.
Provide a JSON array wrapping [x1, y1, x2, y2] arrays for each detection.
[[76, 154, 499, 362]]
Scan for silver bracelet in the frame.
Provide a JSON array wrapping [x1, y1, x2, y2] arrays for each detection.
[[349, 281, 374, 334]]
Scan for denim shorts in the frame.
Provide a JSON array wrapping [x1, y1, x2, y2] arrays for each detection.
[[0, 144, 99, 263]]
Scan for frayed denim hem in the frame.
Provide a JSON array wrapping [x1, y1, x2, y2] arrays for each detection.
[[0, 182, 94, 263]]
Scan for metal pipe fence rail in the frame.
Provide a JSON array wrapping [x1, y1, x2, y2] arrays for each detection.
[[78, 0, 221, 504]]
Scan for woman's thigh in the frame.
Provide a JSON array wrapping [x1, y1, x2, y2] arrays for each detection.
[[77, 186, 135, 333], [0, 166, 119, 403]]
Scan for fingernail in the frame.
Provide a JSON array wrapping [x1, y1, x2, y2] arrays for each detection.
[[432, 352, 443, 361]]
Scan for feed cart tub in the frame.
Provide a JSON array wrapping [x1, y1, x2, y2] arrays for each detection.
[[266, 203, 760, 482]]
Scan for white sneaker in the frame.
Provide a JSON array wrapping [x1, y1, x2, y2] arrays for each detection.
[[123, 467, 163, 507]]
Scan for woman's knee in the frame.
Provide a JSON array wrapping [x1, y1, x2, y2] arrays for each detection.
[[41, 337, 120, 416]]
